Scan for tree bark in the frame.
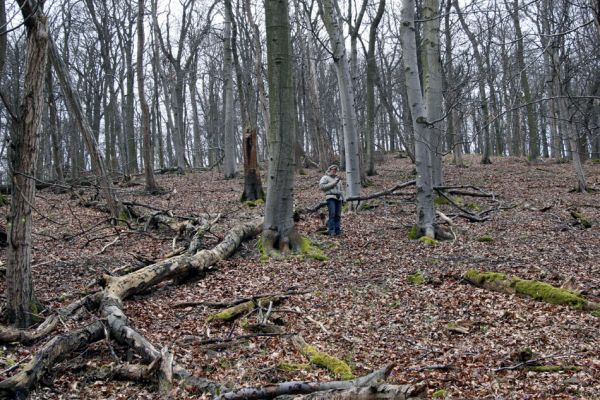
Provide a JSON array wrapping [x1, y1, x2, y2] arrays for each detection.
[[6, 4, 48, 328], [137, 0, 159, 193], [319, 0, 362, 202], [48, 38, 122, 220], [242, 128, 264, 201], [422, 0, 444, 186], [223, 10, 237, 179], [263, 0, 300, 252], [365, 0, 385, 176], [400, 0, 436, 238]]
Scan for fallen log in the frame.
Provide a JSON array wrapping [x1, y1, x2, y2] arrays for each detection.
[[0, 321, 105, 398], [218, 365, 423, 400], [273, 384, 425, 399], [291, 335, 354, 380], [0, 219, 262, 397], [463, 270, 600, 311]]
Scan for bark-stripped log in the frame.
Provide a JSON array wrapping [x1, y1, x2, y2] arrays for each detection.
[[217, 365, 424, 400], [273, 384, 425, 399], [0, 220, 262, 397]]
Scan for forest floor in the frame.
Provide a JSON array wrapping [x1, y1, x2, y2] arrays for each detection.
[[1, 155, 599, 399]]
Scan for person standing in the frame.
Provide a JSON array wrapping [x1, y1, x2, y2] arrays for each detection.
[[319, 165, 344, 236]]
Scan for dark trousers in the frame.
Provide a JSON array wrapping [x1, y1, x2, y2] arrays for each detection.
[[326, 198, 342, 235]]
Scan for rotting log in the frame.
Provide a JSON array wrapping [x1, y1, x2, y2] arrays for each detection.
[[273, 384, 425, 399], [0, 219, 262, 397], [463, 270, 600, 311], [291, 335, 354, 380], [0, 321, 105, 398], [207, 296, 282, 322], [218, 365, 424, 400]]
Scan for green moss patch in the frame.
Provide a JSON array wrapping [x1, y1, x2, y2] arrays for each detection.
[[464, 269, 507, 285], [302, 345, 354, 380], [256, 238, 269, 263], [477, 235, 494, 243], [434, 196, 450, 206], [432, 389, 447, 398], [407, 224, 419, 240], [571, 211, 592, 228], [298, 236, 328, 261], [510, 278, 587, 309], [244, 199, 265, 208], [419, 236, 439, 246], [408, 271, 426, 285]]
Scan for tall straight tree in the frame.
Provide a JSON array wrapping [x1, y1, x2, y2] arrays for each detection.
[[319, 0, 362, 202], [223, 6, 236, 178], [400, 0, 436, 238], [5, 0, 48, 328], [454, 0, 492, 164], [509, 0, 539, 161], [262, 0, 300, 252], [365, 0, 386, 176], [422, 0, 444, 186], [137, 0, 158, 193]]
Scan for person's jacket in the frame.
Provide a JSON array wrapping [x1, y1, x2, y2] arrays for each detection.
[[319, 174, 344, 201]]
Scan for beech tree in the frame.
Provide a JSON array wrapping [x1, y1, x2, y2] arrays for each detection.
[[400, 0, 436, 238], [262, 0, 300, 253], [319, 0, 362, 202]]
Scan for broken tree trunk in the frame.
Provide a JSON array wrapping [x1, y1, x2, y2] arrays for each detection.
[[242, 128, 264, 202]]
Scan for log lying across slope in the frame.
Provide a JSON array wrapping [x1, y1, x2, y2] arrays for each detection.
[[1, 218, 423, 399], [0, 219, 262, 398]]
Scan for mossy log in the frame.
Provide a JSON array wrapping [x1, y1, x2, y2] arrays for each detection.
[[207, 296, 282, 322], [218, 364, 424, 400], [464, 270, 600, 311], [291, 335, 354, 380]]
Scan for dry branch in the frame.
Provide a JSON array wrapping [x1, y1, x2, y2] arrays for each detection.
[[0, 315, 59, 344]]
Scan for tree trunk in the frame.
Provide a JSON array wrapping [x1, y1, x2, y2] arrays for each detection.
[[422, 0, 443, 186], [319, 0, 362, 202], [400, 0, 436, 239], [454, 0, 492, 164], [365, 0, 385, 176], [223, 12, 237, 179], [49, 38, 122, 219], [510, 0, 539, 162], [137, 0, 158, 193], [263, 0, 300, 252], [242, 128, 264, 201], [6, 5, 48, 328], [46, 63, 65, 182]]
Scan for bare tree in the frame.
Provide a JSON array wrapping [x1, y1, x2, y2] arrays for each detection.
[[137, 0, 158, 193], [263, 0, 300, 253], [5, 0, 48, 328]]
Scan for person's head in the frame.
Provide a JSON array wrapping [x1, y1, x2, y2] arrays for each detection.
[[327, 164, 338, 176]]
